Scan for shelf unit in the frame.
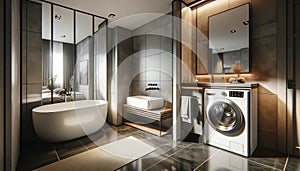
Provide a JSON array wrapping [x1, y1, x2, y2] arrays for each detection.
[[122, 104, 172, 136]]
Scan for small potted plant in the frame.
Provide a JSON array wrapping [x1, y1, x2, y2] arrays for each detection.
[[229, 60, 246, 83]]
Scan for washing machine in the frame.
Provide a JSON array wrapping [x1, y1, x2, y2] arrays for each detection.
[[204, 88, 257, 157]]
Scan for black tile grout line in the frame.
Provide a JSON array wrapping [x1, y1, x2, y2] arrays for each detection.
[[143, 154, 193, 171], [282, 156, 289, 171], [30, 155, 61, 171], [142, 143, 195, 171], [130, 149, 168, 170], [40, 140, 92, 169], [79, 140, 89, 151], [163, 142, 195, 157], [252, 34, 277, 41], [133, 131, 178, 149], [23, 29, 42, 35], [142, 156, 171, 171], [134, 129, 195, 151], [133, 130, 159, 140], [248, 158, 282, 171], [58, 143, 92, 160], [131, 132, 161, 147], [196, 144, 286, 171], [252, 20, 278, 29], [128, 130, 174, 148], [257, 128, 278, 133], [113, 146, 160, 171], [248, 155, 288, 170], [53, 146, 60, 161], [193, 149, 221, 171]]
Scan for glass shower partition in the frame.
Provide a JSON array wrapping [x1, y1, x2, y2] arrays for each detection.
[[22, 0, 108, 149], [32, 0, 108, 104], [93, 18, 107, 100]]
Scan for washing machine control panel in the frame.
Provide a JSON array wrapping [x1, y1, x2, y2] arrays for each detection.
[[229, 91, 244, 98]]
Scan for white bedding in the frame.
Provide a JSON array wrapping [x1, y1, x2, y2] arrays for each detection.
[[42, 92, 64, 103], [42, 91, 85, 104]]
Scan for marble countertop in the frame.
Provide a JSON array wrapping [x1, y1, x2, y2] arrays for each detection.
[[181, 82, 259, 89]]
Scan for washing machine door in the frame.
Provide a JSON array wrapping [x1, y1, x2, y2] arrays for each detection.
[[207, 99, 245, 136]]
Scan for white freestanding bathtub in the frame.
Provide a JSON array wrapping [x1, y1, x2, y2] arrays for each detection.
[[32, 100, 108, 143]]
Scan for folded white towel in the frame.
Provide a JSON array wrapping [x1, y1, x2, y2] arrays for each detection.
[[181, 96, 189, 119], [181, 96, 192, 123]]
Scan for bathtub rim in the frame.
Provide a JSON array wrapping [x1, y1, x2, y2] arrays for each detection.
[[32, 100, 108, 114]]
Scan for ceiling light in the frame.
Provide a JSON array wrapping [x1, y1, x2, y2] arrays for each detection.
[[108, 13, 116, 19], [230, 30, 237, 34], [55, 14, 62, 20], [243, 21, 249, 25]]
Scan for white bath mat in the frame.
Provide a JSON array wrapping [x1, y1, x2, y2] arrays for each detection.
[[100, 136, 156, 159], [34, 136, 155, 171]]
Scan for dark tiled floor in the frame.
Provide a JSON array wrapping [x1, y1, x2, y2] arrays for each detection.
[[249, 147, 288, 170], [17, 124, 138, 171], [17, 143, 58, 171], [194, 149, 282, 171], [54, 140, 88, 160], [17, 124, 300, 171], [285, 157, 300, 170]]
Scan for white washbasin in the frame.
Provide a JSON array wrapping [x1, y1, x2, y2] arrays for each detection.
[[126, 95, 164, 110]]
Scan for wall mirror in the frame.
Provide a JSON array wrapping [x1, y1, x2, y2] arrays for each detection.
[[196, 3, 250, 74]]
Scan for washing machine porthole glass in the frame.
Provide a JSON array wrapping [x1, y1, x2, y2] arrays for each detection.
[[207, 100, 245, 136]]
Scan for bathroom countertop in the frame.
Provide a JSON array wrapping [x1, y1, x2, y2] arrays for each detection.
[[181, 82, 259, 89]]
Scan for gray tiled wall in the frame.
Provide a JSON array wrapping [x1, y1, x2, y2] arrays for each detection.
[[251, 0, 279, 151], [21, 0, 43, 146], [107, 27, 134, 125], [76, 36, 94, 100], [131, 14, 173, 107], [26, 31, 42, 84]]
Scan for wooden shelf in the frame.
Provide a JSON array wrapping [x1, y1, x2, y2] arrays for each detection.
[[124, 122, 168, 136], [122, 104, 172, 136]]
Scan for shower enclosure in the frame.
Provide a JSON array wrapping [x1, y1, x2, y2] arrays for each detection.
[[21, 0, 107, 146]]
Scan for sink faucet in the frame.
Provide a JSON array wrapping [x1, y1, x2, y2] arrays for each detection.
[[145, 87, 160, 91], [145, 83, 160, 91]]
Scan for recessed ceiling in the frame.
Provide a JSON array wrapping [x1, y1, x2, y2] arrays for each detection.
[[48, 0, 172, 30]]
